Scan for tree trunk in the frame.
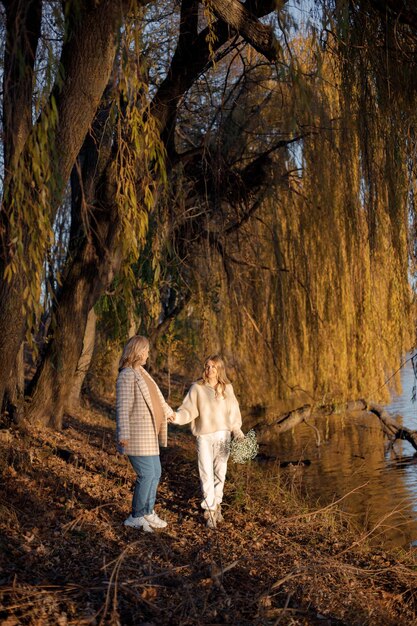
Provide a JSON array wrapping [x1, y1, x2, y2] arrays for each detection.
[[0, 276, 27, 415], [0, 0, 127, 411], [25, 235, 121, 428], [25, 92, 122, 427], [65, 308, 97, 414], [3, 345, 25, 424], [2, 0, 42, 171], [0, 0, 42, 414]]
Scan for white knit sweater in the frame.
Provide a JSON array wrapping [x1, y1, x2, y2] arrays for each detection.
[[174, 381, 242, 436]]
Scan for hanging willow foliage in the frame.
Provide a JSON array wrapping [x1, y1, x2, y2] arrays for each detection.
[[151, 27, 415, 410], [111, 14, 167, 307], [3, 96, 59, 335]]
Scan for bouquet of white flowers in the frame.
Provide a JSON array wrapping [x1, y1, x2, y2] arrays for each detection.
[[229, 429, 259, 464]]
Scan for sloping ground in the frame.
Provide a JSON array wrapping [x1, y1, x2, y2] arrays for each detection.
[[0, 402, 417, 626]]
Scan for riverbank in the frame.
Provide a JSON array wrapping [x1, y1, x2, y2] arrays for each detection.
[[1, 399, 417, 625]]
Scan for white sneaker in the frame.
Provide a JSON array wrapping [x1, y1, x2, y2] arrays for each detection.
[[144, 511, 168, 529], [124, 515, 154, 532]]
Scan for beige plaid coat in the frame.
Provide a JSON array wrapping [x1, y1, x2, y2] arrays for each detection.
[[116, 366, 172, 456]]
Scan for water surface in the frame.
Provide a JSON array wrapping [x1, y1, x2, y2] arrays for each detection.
[[259, 358, 417, 548]]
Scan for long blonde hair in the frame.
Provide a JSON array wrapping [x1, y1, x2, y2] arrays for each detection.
[[200, 354, 230, 397], [118, 335, 149, 371]]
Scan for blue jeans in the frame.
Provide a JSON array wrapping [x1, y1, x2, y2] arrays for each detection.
[[128, 455, 161, 518]]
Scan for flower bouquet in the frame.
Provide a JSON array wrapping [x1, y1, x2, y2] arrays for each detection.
[[229, 429, 259, 464]]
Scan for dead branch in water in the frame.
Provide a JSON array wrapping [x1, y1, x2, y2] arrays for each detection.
[[366, 402, 417, 451], [255, 399, 417, 451]]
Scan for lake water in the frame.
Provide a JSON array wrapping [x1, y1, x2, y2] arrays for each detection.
[[259, 356, 417, 548]]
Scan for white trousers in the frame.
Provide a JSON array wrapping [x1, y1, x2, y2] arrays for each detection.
[[196, 430, 231, 510]]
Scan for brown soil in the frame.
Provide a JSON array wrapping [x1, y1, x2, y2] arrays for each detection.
[[1, 399, 417, 625]]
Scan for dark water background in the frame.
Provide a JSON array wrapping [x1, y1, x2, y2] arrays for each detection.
[[258, 357, 417, 548]]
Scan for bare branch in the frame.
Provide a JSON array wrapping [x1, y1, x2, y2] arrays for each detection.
[[209, 0, 280, 61]]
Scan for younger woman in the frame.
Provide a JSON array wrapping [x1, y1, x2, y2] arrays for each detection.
[[173, 355, 244, 528]]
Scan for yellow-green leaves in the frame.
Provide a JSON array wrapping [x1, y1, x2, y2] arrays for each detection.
[[112, 15, 167, 299]]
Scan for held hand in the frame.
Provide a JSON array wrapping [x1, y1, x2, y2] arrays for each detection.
[[119, 439, 129, 448], [167, 411, 176, 424]]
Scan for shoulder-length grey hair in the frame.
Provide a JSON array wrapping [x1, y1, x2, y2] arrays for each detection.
[[118, 335, 149, 371], [200, 354, 230, 398]]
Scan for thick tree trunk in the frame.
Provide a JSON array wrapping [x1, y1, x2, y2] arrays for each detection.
[[0, 0, 127, 412], [2, 0, 42, 171], [25, 92, 122, 427], [0, 277, 27, 415], [65, 308, 97, 413], [0, 0, 42, 414], [25, 237, 121, 428], [3, 345, 25, 423]]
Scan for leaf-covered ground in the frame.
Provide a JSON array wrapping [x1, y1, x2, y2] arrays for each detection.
[[1, 397, 417, 625]]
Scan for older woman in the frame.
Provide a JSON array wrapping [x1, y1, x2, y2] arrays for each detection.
[[116, 335, 174, 533], [173, 354, 244, 529]]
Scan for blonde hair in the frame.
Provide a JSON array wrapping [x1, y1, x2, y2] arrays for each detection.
[[118, 335, 149, 371], [200, 354, 230, 397]]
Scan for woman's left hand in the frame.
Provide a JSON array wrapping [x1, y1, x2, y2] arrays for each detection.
[[167, 411, 176, 423], [233, 428, 245, 441]]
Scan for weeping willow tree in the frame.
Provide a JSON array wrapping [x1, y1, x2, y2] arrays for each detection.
[[0, 0, 282, 427], [3, 0, 415, 423], [138, 19, 416, 410]]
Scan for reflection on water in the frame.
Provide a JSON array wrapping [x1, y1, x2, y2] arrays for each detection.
[[259, 358, 417, 548]]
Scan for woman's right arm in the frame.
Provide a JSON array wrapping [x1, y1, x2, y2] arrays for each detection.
[[116, 369, 135, 444], [173, 384, 200, 425]]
